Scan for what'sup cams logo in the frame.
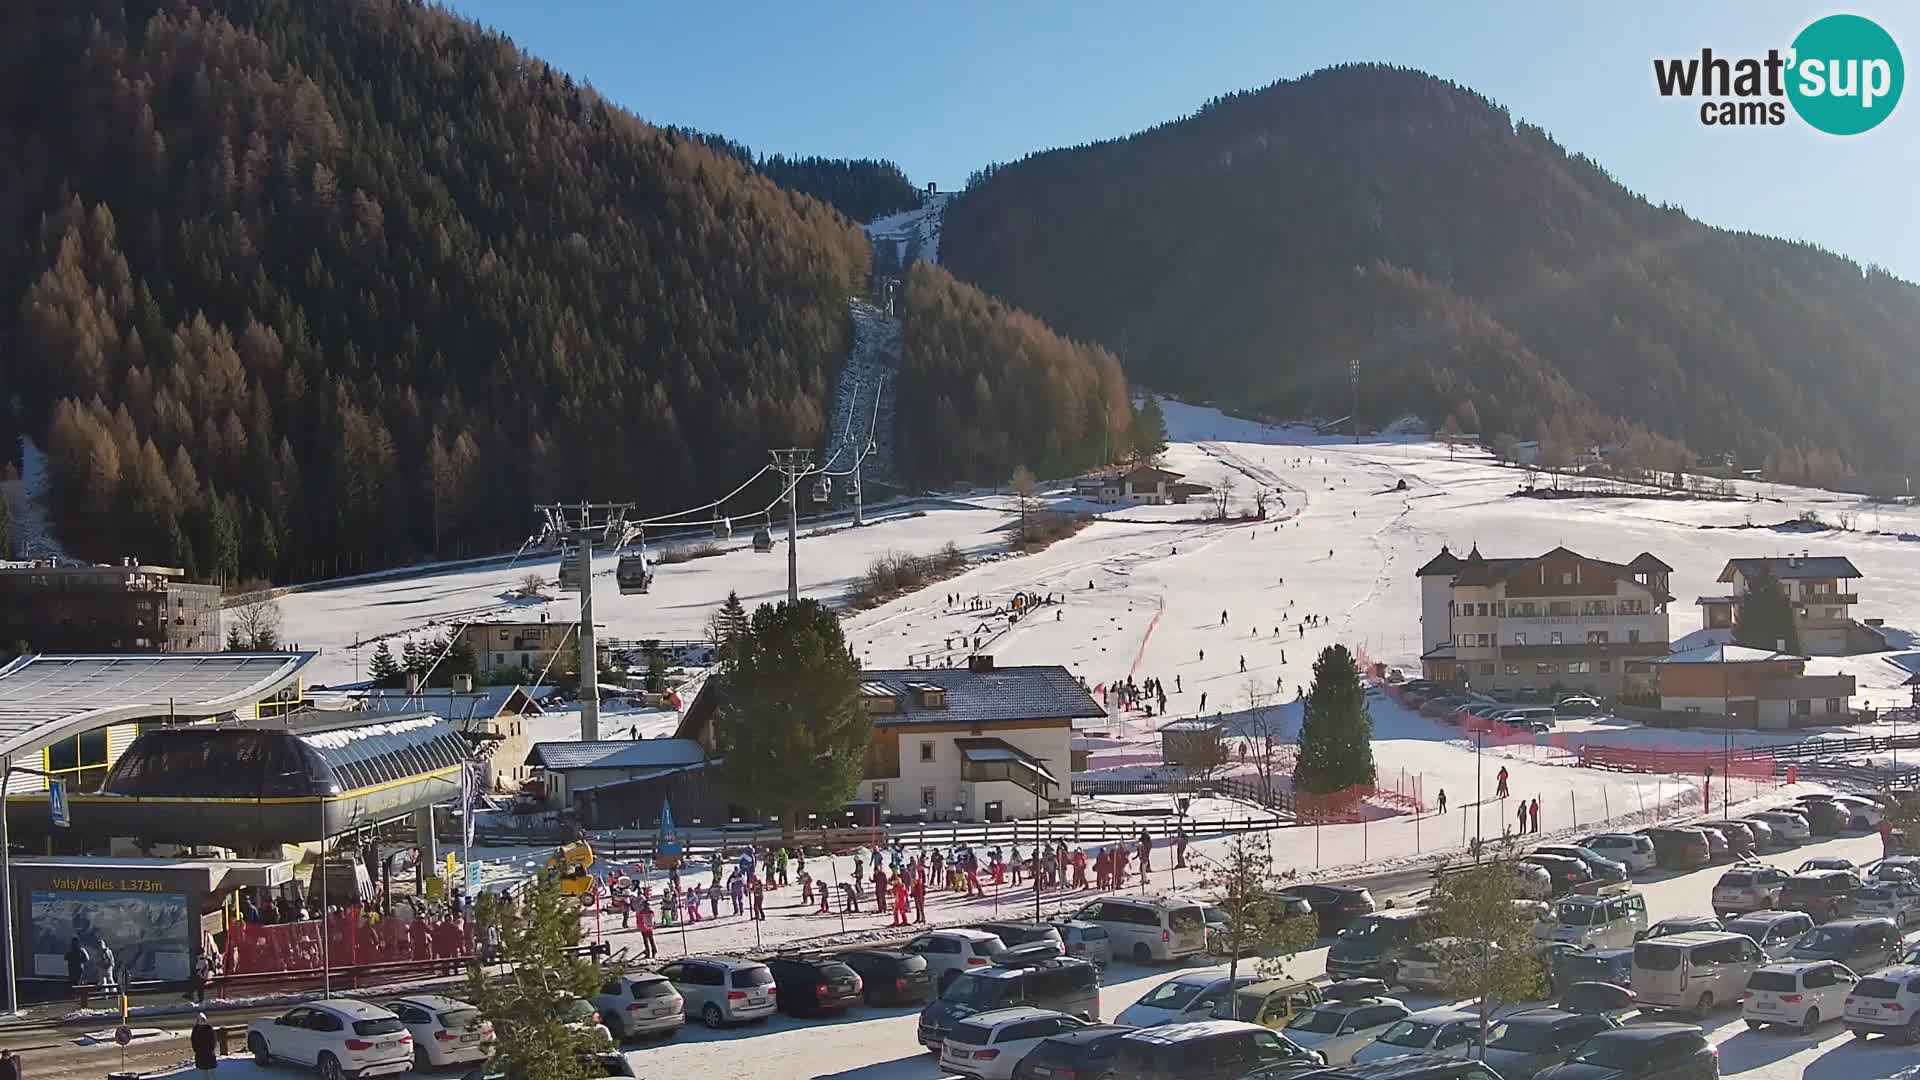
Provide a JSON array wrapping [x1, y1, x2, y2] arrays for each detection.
[[1654, 13, 1903, 134]]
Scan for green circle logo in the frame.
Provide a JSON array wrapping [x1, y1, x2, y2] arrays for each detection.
[[1787, 14, 1904, 135]]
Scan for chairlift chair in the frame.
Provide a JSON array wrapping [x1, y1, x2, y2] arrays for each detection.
[[713, 516, 733, 540], [811, 476, 832, 502], [751, 520, 774, 553]]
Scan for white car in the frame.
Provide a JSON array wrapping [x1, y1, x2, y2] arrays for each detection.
[[1115, 974, 1257, 1028], [385, 995, 493, 1069], [592, 972, 686, 1040], [908, 928, 1008, 992], [1844, 963, 1920, 1042], [1855, 881, 1920, 927], [1742, 960, 1858, 1033], [1397, 937, 1497, 992], [1579, 834, 1657, 874], [1350, 1007, 1479, 1063], [657, 956, 776, 1027], [248, 1000, 413, 1080], [1833, 797, 1885, 829], [1871, 856, 1920, 882], [1749, 812, 1812, 844], [939, 1007, 1086, 1080], [1281, 993, 1410, 1065]]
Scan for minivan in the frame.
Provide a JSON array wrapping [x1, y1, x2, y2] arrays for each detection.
[[1779, 869, 1860, 923], [1631, 931, 1763, 1015], [1326, 909, 1431, 983], [1539, 892, 1647, 949], [1639, 828, 1711, 870], [918, 957, 1102, 1051], [1070, 896, 1207, 964]]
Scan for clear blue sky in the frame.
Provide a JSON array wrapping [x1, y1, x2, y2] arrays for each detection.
[[445, 1, 1919, 281]]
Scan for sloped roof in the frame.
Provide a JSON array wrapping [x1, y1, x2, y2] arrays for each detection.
[[1415, 546, 1462, 577], [853, 665, 1105, 726], [528, 737, 707, 771], [1720, 556, 1863, 582], [1448, 547, 1672, 598], [0, 652, 314, 760], [1628, 552, 1674, 573], [1656, 644, 1807, 664]]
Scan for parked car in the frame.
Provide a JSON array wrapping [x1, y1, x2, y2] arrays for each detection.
[[1010, 1023, 1133, 1080], [919, 957, 1103, 1051], [1695, 821, 1757, 856], [1690, 826, 1732, 862], [1734, 816, 1778, 851], [1710, 864, 1790, 917], [1436, 861, 1550, 900], [1524, 854, 1599, 897], [838, 948, 936, 1006], [1115, 974, 1257, 1028], [1746, 811, 1811, 845], [1637, 915, 1722, 942], [589, 974, 684, 1042], [1049, 919, 1115, 968], [767, 954, 864, 1017], [1551, 948, 1634, 993], [1327, 909, 1433, 983], [1831, 796, 1884, 830], [1853, 880, 1920, 927], [1068, 896, 1207, 964], [1555, 696, 1603, 716], [1396, 937, 1499, 993], [385, 995, 493, 1068], [552, 996, 612, 1045], [1112, 1019, 1321, 1080], [247, 1000, 414, 1080], [1741, 960, 1859, 1032], [1349, 1007, 1479, 1064], [1540, 893, 1648, 949], [941, 1008, 1088, 1080], [1557, 982, 1636, 1021], [1632, 931, 1762, 1015], [1721, 910, 1815, 961], [1213, 978, 1326, 1030], [977, 921, 1070, 953], [1534, 1023, 1719, 1080], [1638, 827, 1711, 870], [1533, 844, 1630, 883], [1204, 898, 1315, 958], [1277, 883, 1376, 937], [1477, 1008, 1620, 1080], [1286, 1056, 1518, 1080], [1421, 695, 1476, 719], [1578, 834, 1657, 874], [1871, 855, 1920, 882], [1796, 856, 1859, 875], [1279, 982, 1409, 1065], [1842, 963, 1920, 1043], [1785, 800, 1846, 835], [1788, 917, 1902, 971], [657, 956, 776, 1028], [1778, 869, 1861, 923], [908, 928, 1008, 991]]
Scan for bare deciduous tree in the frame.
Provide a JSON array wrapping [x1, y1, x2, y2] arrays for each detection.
[[1212, 473, 1238, 520], [1241, 676, 1291, 804], [518, 572, 545, 598], [231, 594, 284, 650]]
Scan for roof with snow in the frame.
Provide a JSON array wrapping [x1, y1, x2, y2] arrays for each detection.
[[1719, 556, 1863, 582], [850, 665, 1105, 726], [0, 652, 314, 760], [1655, 644, 1808, 664], [528, 737, 707, 772], [316, 685, 554, 724]]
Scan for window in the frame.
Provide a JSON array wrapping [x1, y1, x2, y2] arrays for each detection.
[[1549, 601, 1573, 616], [1597, 660, 1612, 673], [1459, 634, 1471, 648], [1627, 629, 1640, 643], [1566, 661, 1590, 674], [1561, 573, 1573, 585], [1505, 664, 1520, 676], [921, 786, 937, 808], [1480, 663, 1495, 676], [1550, 631, 1563, 645], [1476, 634, 1490, 647], [1795, 699, 1812, 716], [1587, 630, 1609, 644], [1477, 603, 1490, 617], [872, 783, 888, 805], [1825, 698, 1844, 714], [1514, 632, 1527, 646], [919, 741, 935, 762], [1536, 663, 1556, 675], [1619, 599, 1645, 615]]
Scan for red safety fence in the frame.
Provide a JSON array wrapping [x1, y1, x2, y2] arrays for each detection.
[[226, 910, 472, 977], [1575, 744, 1776, 781]]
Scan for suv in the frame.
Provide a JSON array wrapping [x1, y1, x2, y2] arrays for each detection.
[[657, 956, 776, 1028], [838, 948, 936, 1006], [1327, 909, 1431, 982], [1779, 869, 1860, 922], [1639, 827, 1711, 870], [1843, 963, 1920, 1043], [1578, 834, 1657, 874], [590, 973, 684, 1041], [1721, 910, 1814, 961], [1278, 884, 1376, 936], [919, 958, 1102, 1052], [1710, 864, 1790, 917], [1789, 917, 1901, 971], [1479, 1008, 1620, 1080], [1550, 948, 1633, 993], [908, 928, 1008, 991], [1741, 960, 1859, 1033], [1280, 982, 1410, 1066], [246, 1000, 414, 1080], [1532, 844, 1629, 884], [1534, 1023, 1719, 1079], [1049, 919, 1114, 968], [1697, 821, 1757, 856], [1070, 896, 1208, 964], [1112, 1020, 1321, 1080], [1012, 1024, 1133, 1080], [766, 954, 864, 1017], [942, 1009, 1088, 1080], [1522, 854, 1597, 898], [1540, 893, 1647, 949]]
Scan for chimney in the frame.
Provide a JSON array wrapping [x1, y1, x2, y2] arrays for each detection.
[[453, 673, 475, 693], [968, 654, 995, 673]]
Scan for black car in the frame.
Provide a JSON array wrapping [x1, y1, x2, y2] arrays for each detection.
[[1523, 854, 1597, 897], [1261, 1054, 1514, 1079], [1790, 799, 1847, 835], [1534, 1023, 1718, 1079], [1279, 884, 1376, 936], [766, 954, 863, 1017], [1112, 1020, 1317, 1080], [837, 948, 934, 1006], [1011, 1023, 1132, 1080]]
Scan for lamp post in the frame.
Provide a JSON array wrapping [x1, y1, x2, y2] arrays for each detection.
[[1473, 725, 1485, 859]]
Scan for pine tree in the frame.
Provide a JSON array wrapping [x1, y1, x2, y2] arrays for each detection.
[[368, 640, 402, 688], [1734, 563, 1803, 655], [1293, 644, 1376, 794], [708, 590, 749, 662], [715, 599, 867, 832], [225, 624, 244, 650], [644, 645, 669, 693], [434, 630, 476, 687], [401, 638, 423, 678], [1133, 393, 1169, 463], [467, 875, 608, 1080]]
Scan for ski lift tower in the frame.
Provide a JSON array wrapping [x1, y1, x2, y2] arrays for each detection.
[[768, 449, 815, 603], [536, 501, 635, 741]]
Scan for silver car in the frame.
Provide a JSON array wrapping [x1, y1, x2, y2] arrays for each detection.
[[657, 956, 775, 1028], [1048, 919, 1113, 968], [1723, 911, 1815, 961]]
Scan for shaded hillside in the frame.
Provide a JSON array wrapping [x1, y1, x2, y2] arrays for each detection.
[[676, 128, 921, 224], [0, 0, 870, 582], [944, 64, 1920, 482], [897, 262, 1133, 488]]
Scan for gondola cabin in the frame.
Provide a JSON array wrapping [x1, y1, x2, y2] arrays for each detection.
[[615, 554, 652, 595], [751, 526, 773, 553], [557, 545, 583, 591]]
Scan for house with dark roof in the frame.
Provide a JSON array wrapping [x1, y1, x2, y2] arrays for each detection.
[[677, 655, 1104, 822], [1414, 545, 1673, 697], [1699, 554, 1878, 655], [1071, 465, 1191, 505]]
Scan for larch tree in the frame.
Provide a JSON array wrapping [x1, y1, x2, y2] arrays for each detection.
[[1422, 859, 1550, 1051]]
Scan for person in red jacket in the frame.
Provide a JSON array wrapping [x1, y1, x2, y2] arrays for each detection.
[[891, 877, 909, 927]]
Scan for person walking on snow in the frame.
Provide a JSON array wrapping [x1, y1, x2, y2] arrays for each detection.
[[1239, 656, 1246, 672], [891, 877, 909, 926], [1199, 692, 1207, 712], [1437, 788, 1448, 815], [1175, 675, 1181, 693], [637, 901, 657, 958], [1495, 765, 1510, 799], [1517, 801, 1528, 836], [1530, 797, 1540, 834], [912, 872, 927, 923]]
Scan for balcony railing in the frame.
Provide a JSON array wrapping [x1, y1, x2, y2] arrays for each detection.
[[1798, 593, 1857, 606]]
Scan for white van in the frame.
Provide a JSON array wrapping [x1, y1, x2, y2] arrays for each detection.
[[1071, 895, 1208, 964], [1632, 931, 1764, 1015], [1538, 892, 1648, 948]]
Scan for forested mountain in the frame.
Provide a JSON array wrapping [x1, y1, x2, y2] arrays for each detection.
[[674, 129, 922, 224], [0, 0, 871, 582], [944, 64, 1920, 482]]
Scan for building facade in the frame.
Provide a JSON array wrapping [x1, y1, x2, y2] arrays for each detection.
[[1653, 644, 1855, 729], [1698, 555, 1874, 656], [0, 561, 220, 653], [1417, 545, 1672, 698], [459, 618, 610, 681]]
